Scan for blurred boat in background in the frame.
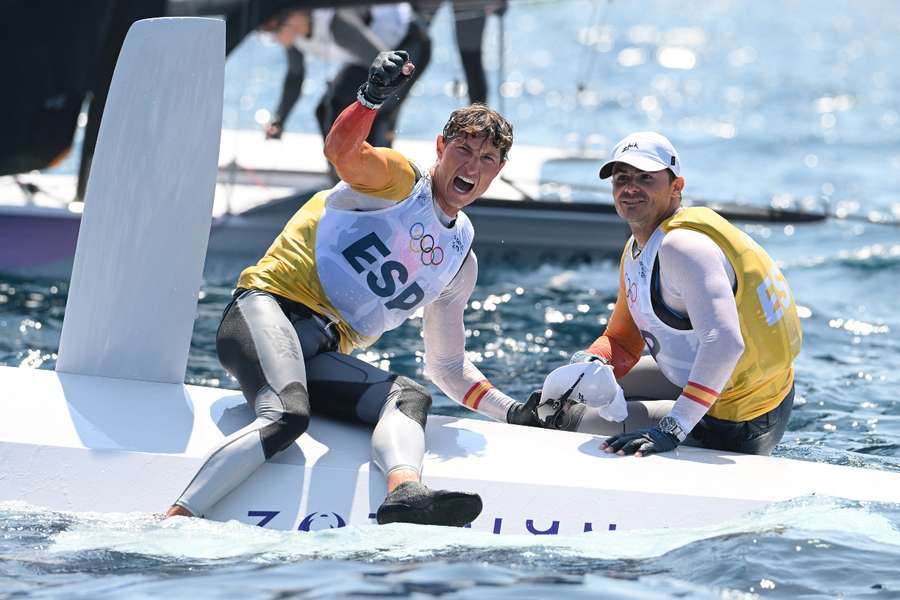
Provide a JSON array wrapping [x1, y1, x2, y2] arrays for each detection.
[[0, 129, 826, 280]]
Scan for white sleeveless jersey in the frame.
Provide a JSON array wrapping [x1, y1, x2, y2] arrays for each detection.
[[622, 227, 698, 387], [315, 176, 473, 338]]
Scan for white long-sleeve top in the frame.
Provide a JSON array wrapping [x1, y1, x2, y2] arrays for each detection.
[[422, 247, 517, 421], [657, 228, 746, 431]]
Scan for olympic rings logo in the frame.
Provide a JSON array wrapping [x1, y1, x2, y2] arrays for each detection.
[[409, 222, 444, 266], [625, 274, 638, 306]]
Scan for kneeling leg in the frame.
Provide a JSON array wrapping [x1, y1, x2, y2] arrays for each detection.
[[170, 290, 311, 517]]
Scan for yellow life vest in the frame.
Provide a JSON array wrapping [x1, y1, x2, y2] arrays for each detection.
[[662, 207, 802, 421]]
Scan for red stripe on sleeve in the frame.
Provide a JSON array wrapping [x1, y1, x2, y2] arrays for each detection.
[[683, 390, 714, 407], [686, 380, 719, 396]]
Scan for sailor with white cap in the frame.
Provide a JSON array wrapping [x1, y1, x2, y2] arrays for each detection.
[[540, 132, 802, 457]]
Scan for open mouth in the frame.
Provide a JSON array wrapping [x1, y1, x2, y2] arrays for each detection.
[[452, 176, 475, 194]]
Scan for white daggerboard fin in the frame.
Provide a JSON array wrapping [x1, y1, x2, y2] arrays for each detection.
[[56, 18, 224, 384]]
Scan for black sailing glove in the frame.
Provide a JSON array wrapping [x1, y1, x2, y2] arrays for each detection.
[[357, 50, 415, 109], [602, 427, 679, 456], [506, 390, 543, 427]]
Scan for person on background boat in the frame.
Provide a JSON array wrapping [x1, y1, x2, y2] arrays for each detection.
[[414, 0, 508, 105], [166, 51, 540, 525], [257, 8, 310, 140], [260, 4, 431, 148], [536, 132, 802, 457]]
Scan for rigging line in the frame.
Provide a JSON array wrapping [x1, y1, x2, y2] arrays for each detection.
[[497, 3, 506, 115], [575, 0, 602, 92], [499, 174, 536, 201], [576, 0, 613, 94]]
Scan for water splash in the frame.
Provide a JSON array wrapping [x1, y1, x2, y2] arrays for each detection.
[[14, 496, 892, 564]]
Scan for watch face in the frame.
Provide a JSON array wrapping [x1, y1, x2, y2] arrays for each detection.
[[659, 416, 685, 441]]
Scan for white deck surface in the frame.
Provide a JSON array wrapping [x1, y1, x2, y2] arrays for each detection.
[[2, 365, 899, 534]]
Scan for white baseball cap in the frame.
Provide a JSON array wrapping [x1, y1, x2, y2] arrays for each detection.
[[539, 362, 627, 424], [598, 131, 681, 179]]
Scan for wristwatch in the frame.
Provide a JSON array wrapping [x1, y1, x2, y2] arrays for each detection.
[[657, 415, 687, 442]]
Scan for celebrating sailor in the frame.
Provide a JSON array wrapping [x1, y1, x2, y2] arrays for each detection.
[[166, 50, 536, 525], [536, 132, 802, 457]]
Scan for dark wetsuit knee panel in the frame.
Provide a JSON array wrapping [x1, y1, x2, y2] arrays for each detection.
[[345, 375, 432, 427], [392, 375, 432, 429], [215, 290, 320, 458], [258, 382, 311, 459]]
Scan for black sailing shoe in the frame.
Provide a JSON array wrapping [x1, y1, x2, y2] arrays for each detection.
[[376, 481, 483, 527]]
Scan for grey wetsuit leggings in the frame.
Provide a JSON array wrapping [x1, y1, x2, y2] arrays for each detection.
[[573, 355, 794, 455], [173, 289, 432, 516]]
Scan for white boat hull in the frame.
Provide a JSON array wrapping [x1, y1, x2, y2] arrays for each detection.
[[2, 365, 898, 534]]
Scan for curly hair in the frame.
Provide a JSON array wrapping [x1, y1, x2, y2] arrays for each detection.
[[441, 103, 513, 160]]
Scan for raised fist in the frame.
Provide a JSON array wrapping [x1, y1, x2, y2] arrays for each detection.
[[357, 50, 415, 108]]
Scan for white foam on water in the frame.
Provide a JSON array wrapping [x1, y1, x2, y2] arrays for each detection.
[[17, 495, 896, 563]]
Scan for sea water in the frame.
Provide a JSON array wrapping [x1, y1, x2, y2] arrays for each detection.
[[2, 0, 899, 597]]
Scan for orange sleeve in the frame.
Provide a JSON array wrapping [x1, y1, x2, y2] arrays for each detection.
[[323, 101, 415, 201], [587, 254, 645, 378]]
